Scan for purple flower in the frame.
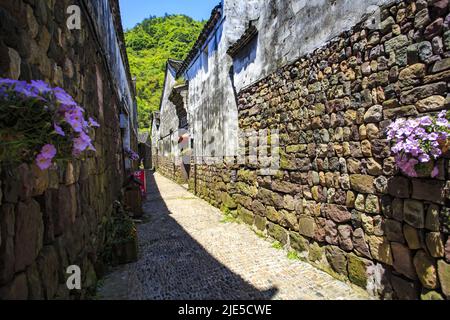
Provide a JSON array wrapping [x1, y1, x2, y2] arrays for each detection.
[[0, 78, 19, 86], [88, 117, 100, 128], [53, 87, 77, 106], [35, 154, 53, 170], [428, 132, 439, 141], [73, 131, 92, 154], [419, 116, 432, 126], [30, 80, 52, 94], [65, 112, 84, 133], [40, 144, 57, 159], [54, 123, 65, 136], [418, 153, 430, 163], [436, 117, 448, 127]]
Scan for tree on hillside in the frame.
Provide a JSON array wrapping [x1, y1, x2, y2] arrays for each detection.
[[125, 15, 205, 130]]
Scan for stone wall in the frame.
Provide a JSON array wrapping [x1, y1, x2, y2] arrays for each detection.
[[182, 0, 450, 299], [156, 156, 186, 185], [0, 0, 135, 299]]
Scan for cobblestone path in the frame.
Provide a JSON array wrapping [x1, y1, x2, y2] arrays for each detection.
[[97, 173, 370, 300]]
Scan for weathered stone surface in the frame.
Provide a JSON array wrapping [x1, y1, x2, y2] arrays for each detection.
[[31, 165, 49, 197], [413, 250, 438, 289], [420, 290, 444, 300], [337, 225, 353, 251], [392, 198, 404, 221], [437, 260, 450, 298], [347, 253, 370, 288], [385, 35, 410, 54], [26, 263, 43, 300], [415, 95, 446, 112], [391, 275, 419, 300], [289, 232, 308, 253], [367, 235, 393, 265], [0, 204, 15, 285], [322, 204, 351, 223], [266, 206, 282, 223], [325, 246, 348, 275], [392, 242, 417, 280], [281, 210, 298, 231], [445, 237, 450, 263], [425, 204, 441, 232], [404, 224, 422, 250], [432, 57, 450, 72], [364, 105, 383, 123], [267, 222, 287, 244], [238, 207, 254, 226], [398, 63, 425, 87], [14, 200, 43, 272], [350, 175, 374, 194], [386, 219, 404, 243], [353, 228, 371, 258], [54, 185, 77, 236], [271, 180, 298, 194], [298, 217, 315, 238], [412, 179, 445, 204], [404, 200, 425, 228], [257, 188, 284, 208], [365, 194, 380, 214], [7, 47, 21, 80], [37, 246, 59, 299], [426, 232, 445, 258], [304, 232, 322, 258], [0, 273, 28, 300], [400, 82, 446, 104], [221, 193, 237, 210], [254, 215, 266, 231], [387, 177, 410, 198]]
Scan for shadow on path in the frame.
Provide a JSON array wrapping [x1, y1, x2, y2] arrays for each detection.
[[122, 172, 278, 300]]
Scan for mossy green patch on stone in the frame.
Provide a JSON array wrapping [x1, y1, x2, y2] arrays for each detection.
[[254, 215, 267, 231], [420, 290, 444, 300], [238, 206, 254, 225], [272, 241, 283, 250], [287, 251, 300, 260], [254, 229, 267, 239], [347, 253, 369, 288], [236, 182, 258, 197], [221, 193, 237, 210], [220, 214, 238, 224], [267, 222, 288, 244], [308, 242, 324, 262], [289, 232, 309, 253]]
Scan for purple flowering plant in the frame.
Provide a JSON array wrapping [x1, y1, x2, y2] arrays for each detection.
[[124, 148, 139, 161], [0, 78, 100, 170], [386, 110, 450, 178]]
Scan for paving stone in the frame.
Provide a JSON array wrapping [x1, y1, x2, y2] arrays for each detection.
[[98, 173, 370, 300]]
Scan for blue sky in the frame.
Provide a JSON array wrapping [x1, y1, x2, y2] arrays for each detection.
[[119, 0, 221, 30]]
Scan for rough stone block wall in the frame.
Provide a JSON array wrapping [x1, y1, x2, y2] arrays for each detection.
[[190, 0, 450, 299], [156, 156, 185, 184], [0, 0, 127, 299]]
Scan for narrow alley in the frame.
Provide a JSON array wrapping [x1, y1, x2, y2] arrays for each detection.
[[98, 173, 369, 300]]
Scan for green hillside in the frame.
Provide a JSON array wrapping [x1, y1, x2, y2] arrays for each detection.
[[125, 15, 204, 130]]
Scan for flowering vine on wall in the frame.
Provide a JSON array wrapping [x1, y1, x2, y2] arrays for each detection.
[[124, 148, 140, 161], [0, 78, 100, 170], [387, 110, 450, 178]]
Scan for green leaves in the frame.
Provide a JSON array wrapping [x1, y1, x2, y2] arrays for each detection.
[[125, 14, 204, 130]]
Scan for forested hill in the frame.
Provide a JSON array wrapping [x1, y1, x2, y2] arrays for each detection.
[[125, 15, 205, 130]]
